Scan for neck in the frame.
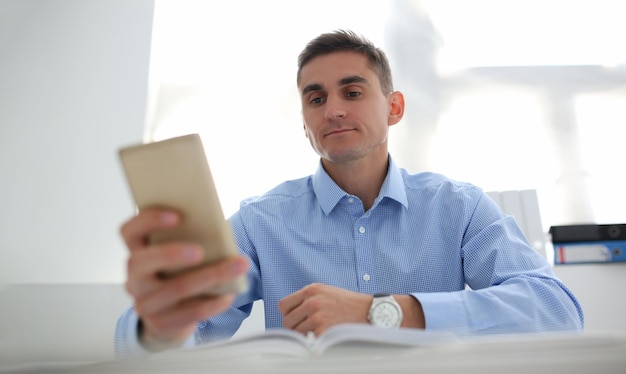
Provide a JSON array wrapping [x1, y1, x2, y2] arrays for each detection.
[[322, 153, 389, 211]]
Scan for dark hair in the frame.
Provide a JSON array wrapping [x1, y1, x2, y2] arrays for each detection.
[[297, 29, 394, 94]]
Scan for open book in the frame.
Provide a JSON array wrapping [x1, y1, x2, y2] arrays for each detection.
[[150, 324, 461, 361]]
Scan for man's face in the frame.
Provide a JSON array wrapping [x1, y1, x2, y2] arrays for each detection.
[[298, 51, 402, 164]]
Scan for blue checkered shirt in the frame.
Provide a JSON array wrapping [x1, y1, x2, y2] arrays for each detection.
[[115, 156, 583, 358]]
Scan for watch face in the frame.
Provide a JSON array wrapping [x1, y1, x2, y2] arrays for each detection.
[[371, 301, 401, 328]]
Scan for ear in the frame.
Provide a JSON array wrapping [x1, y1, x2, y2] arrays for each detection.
[[387, 91, 405, 126], [302, 119, 309, 138]]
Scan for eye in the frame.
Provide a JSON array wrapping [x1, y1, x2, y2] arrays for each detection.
[[309, 96, 325, 105], [345, 91, 361, 98]]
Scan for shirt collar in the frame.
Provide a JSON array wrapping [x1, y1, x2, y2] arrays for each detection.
[[312, 155, 409, 215]]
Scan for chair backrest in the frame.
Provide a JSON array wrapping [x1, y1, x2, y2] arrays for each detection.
[[486, 189, 547, 259]]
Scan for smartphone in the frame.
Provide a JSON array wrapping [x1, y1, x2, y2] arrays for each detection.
[[118, 133, 248, 295]]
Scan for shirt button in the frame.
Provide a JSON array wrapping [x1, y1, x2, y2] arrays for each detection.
[[363, 273, 371, 281], [348, 197, 354, 203], [358, 226, 366, 234]]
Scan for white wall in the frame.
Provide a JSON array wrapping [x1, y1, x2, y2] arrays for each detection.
[[554, 263, 626, 332], [0, 0, 154, 365], [0, 0, 151, 284]]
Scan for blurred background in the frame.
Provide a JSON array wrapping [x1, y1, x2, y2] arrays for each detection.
[[1, 0, 625, 366], [148, 0, 626, 230]]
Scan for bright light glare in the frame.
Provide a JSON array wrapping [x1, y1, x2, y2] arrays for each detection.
[[431, 87, 553, 192], [421, 0, 626, 72], [149, 0, 626, 226], [576, 91, 626, 223]]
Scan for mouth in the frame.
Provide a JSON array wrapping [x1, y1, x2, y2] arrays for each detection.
[[324, 128, 356, 137]]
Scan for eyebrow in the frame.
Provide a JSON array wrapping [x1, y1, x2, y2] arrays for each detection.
[[301, 83, 322, 96], [301, 75, 369, 96], [339, 75, 368, 86]]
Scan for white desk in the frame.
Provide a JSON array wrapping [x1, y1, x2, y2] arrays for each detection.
[[4, 330, 624, 374]]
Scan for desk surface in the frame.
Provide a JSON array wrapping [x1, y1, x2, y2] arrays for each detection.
[[3, 331, 625, 374]]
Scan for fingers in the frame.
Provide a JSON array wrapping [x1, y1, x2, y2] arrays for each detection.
[[120, 208, 181, 252], [135, 255, 248, 351], [140, 293, 236, 352], [125, 242, 204, 297], [134, 256, 248, 317], [277, 285, 306, 316], [279, 283, 324, 334], [122, 207, 204, 298], [144, 293, 236, 337], [279, 284, 372, 335], [118, 207, 250, 351]]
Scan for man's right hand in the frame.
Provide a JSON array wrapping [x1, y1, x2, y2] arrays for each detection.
[[120, 207, 248, 352]]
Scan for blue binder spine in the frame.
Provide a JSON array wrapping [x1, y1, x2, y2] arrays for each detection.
[[553, 240, 626, 265]]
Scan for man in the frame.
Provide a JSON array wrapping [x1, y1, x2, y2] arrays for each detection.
[[115, 30, 584, 358]]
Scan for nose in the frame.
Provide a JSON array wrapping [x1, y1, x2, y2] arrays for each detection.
[[324, 95, 347, 120]]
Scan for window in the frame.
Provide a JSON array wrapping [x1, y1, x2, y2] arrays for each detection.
[[147, 0, 626, 233]]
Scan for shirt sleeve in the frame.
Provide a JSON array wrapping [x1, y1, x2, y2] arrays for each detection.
[[412, 193, 584, 335], [114, 306, 196, 360]]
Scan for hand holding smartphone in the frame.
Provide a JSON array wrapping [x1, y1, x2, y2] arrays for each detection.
[[118, 134, 248, 295]]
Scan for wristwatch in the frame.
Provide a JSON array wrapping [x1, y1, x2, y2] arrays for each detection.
[[368, 293, 403, 328]]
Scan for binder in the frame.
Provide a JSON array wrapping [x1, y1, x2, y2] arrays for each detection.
[[549, 224, 626, 243], [553, 240, 626, 265]]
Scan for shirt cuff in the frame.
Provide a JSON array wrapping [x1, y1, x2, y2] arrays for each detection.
[[411, 291, 470, 335], [122, 308, 197, 358]]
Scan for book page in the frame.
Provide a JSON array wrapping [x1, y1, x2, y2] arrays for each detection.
[[151, 324, 461, 362], [152, 328, 313, 362], [313, 324, 461, 354]]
